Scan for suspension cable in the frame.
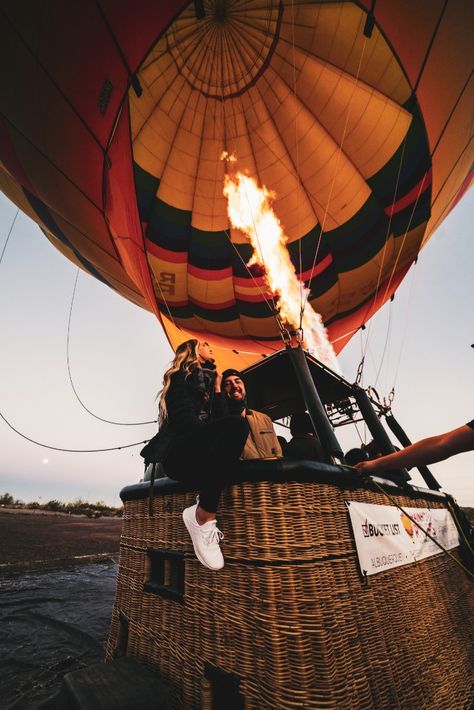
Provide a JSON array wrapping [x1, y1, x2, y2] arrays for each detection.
[[0, 409, 150, 453], [0, 208, 19, 266], [66, 268, 157, 426], [223, 228, 278, 316], [302, 34, 368, 316], [362, 166, 430, 388], [289, 0, 304, 329], [392, 259, 420, 389], [373, 296, 393, 390]]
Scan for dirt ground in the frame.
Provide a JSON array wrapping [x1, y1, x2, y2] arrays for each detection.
[[0, 510, 122, 568]]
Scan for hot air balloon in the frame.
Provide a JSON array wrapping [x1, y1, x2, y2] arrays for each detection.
[[2, 6, 473, 709], [0, 0, 472, 371]]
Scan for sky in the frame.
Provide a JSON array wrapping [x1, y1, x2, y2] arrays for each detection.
[[0, 190, 472, 507]]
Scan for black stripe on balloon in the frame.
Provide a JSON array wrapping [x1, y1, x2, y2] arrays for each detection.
[[155, 299, 281, 340], [190, 302, 240, 322], [368, 100, 431, 205], [134, 162, 160, 221], [147, 199, 191, 251], [188, 227, 233, 270], [235, 300, 277, 318], [306, 267, 338, 300], [157, 303, 195, 319], [390, 188, 431, 237], [286, 226, 332, 273], [156, 300, 275, 322], [231, 243, 254, 278], [324, 197, 388, 269], [25, 190, 110, 287]]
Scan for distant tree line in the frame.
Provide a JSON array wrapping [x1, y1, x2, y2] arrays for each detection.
[[0, 492, 122, 518]]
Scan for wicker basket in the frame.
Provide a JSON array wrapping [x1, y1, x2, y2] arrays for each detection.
[[107, 476, 474, 710]]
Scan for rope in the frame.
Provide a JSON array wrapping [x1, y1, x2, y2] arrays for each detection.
[[373, 296, 393, 390], [353, 420, 367, 447], [362, 167, 429, 387], [289, 0, 304, 329], [359, 136, 408, 371], [379, 171, 430, 310], [218, 63, 280, 329], [66, 268, 157, 426], [392, 259, 420, 389], [223, 229, 277, 317], [303, 34, 368, 315], [0, 410, 149, 452], [0, 208, 19, 266], [363, 475, 474, 579]]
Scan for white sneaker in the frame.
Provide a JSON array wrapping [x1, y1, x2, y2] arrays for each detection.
[[182, 504, 224, 570]]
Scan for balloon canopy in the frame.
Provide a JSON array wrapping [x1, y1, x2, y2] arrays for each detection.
[[0, 0, 472, 370]]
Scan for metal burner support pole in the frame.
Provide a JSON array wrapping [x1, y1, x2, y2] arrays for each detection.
[[287, 346, 344, 462], [385, 413, 441, 490], [353, 386, 411, 482]]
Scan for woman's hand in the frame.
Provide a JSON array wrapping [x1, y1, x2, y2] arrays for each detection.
[[214, 372, 222, 392]]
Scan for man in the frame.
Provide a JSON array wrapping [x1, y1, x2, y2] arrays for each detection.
[[355, 421, 474, 475], [221, 369, 282, 459], [284, 412, 324, 461]]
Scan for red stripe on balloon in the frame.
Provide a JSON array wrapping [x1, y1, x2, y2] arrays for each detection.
[[187, 264, 233, 280], [384, 169, 432, 216], [299, 253, 333, 283], [232, 253, 333, 301], [233, 274, 267, 288], [145, 239, 188, 263], [235, 291, 274, 303], [157, 298, 189, 308], [189, 297, 236, 310]]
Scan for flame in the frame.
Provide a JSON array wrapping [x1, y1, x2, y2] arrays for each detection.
[[223, 171, 338, 370], [220, 150, 237, 163]]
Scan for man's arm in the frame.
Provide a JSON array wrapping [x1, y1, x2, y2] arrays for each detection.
[[354, 424, 474, 475]]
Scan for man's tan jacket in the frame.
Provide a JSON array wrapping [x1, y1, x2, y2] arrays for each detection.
[[241, 409, 283, 459]]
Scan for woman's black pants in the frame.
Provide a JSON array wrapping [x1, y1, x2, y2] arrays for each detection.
[[163, 416, 249, 513]]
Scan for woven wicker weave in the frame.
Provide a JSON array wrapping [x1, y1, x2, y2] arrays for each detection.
[[107, 480, 474, 709]]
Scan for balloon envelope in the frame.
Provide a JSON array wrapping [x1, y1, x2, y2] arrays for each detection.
[[0, 0, 472, 369]]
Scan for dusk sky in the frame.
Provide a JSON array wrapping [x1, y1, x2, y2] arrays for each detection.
[[0, 189, 472, 507]]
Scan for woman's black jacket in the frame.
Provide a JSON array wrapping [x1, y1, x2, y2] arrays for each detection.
[[140, 369, 228, 464]]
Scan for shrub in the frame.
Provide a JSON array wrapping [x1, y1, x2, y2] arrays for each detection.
[[0, 492, 15, 506], [45, 499, 64, 512]]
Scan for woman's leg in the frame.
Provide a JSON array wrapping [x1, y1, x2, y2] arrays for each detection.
[[197, 416, 249, 513], [164, 415, 249, 509], [163, 416, 249, 570]]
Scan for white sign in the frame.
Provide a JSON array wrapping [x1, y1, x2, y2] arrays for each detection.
[[346, 501, 459, 576]]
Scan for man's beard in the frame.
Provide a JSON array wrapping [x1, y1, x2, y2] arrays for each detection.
[[228, 395, 247, 415]]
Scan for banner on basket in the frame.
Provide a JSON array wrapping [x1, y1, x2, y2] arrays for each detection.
[[346, 501, 459, 576]]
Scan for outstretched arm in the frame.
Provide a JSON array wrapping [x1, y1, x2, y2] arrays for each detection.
[[354, 424, 474, 475]]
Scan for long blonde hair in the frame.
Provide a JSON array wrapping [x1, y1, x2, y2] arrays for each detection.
[[158, 339, 201, 425]]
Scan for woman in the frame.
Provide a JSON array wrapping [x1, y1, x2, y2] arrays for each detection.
[[156, 339, 249, 570]]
